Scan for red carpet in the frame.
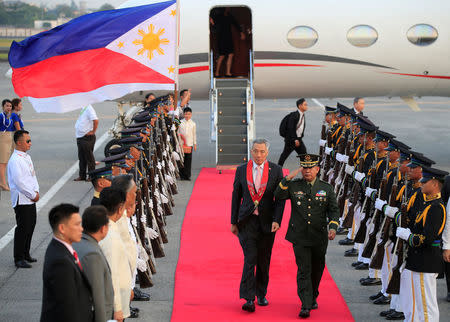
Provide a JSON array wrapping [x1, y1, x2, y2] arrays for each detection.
[[171, 168, 354, 321]]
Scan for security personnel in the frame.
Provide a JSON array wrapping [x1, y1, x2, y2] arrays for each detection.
[[88, 166, 113, 206], [396, 166, 448, 322], [274, 154, 339, 319]]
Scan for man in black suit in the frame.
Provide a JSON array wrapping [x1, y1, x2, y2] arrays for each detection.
[[231, 138, 286, 312], [278, 98, 308, 167], [352, 97, 365, 115], [41, 204, 94, 322]]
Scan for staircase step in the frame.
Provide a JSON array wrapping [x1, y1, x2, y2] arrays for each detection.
[[217, 88, 247, 97], [215, 79, 248, 88], [217, 97, 247, 107], [218, 135, 248, 145], [218, 107, 247, 117], [217, 116, 247, 126], [217, 125, 247, 135], [217, 154, 248, 165], [217, 144, 248, 154]]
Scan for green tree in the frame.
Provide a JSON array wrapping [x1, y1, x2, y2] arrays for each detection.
[[97, 4, 115, 12]]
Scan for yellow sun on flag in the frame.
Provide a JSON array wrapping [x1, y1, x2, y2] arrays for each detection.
[[133, 24, 169, 60]]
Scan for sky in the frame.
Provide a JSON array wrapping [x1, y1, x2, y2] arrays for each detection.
[[23, 1, 125, 9]]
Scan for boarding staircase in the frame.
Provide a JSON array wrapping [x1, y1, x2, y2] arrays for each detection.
[[210, 51, 255, 170]]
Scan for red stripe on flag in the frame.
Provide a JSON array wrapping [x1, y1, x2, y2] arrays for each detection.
[[12, 48, 174, 98]]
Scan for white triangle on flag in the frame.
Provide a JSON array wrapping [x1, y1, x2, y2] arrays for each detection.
[[106, 3, 177, 81]]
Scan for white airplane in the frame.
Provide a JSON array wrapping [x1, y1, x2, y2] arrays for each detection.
[[120, 0, 450, 100]]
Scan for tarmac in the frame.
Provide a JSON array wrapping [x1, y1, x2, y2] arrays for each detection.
[[0, 61, 449, 321]]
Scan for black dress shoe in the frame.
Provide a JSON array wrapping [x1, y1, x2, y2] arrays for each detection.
[[359, 276, 370, 283], [299, 308, 310, 318], [129, 307, 139, 318], [311, 299, 318, 310], [373, 295, 390, 305], [336, 227, 348, 235], [130, 306, 140, 313], [386, 311, 405, 320], [339, 238, 354, 246], [133, 288, 150, 301], [447, 292, 450, 302], [355, 263, 369, 270], [25, 256, 37, 263], [352, 261, 363, 267], [242, 300, 255, 312], [360, 277, 382, 286], [380, 308, 395, 317], [369, 291, 383, 301], [257, 297, 268, 306], [15, 260, 32, 268], [344, 248, 358, 257]]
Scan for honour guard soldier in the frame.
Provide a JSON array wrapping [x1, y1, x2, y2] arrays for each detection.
[[275, 154, 339, 318], [396, 167, 448, 322], [88, 166, 113, 206]]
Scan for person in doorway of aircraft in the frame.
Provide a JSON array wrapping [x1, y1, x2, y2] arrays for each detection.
[[210, 8, 245, 77], [353, 97, 365, 115]]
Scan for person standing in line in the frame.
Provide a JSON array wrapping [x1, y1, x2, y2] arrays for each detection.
[[278, 98, 308, 167], [11, 98, 24, 130], [0, 99, 14, 190], [73, 206, 114, 322], [231, 138, 286, 312], [99, 187, 131, 322], [88, 166, 113, 206], [353, 97, 365, 115], [40, 203, 94, 322], [179, 107, 196, 181], [7, 130, 39, 268], [442, 175, 450, 302], [274, 154, 339, 319], [74, 104, 98, 181]]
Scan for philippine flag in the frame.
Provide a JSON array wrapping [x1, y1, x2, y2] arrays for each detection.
[[9, 0, 177, 113]]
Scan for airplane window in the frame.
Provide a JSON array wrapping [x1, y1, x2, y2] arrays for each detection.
[[287, 26, 318, 48], [347, 25, 378, 47], [407, 24, 438, 46]]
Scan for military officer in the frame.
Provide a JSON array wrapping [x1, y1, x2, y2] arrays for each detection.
[[275, 154, 339, 319], [88, 166, 113, 206]]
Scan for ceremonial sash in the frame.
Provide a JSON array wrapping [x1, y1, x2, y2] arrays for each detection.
[[246, 160, 269, 207]]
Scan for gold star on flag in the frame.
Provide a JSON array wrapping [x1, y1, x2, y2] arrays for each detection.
[[168, 65, 175, 73], [117, 41, 124, 48], [170, 9, 176, 17]]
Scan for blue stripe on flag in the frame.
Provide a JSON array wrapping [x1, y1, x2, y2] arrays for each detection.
[[9, 0, 175, 68]]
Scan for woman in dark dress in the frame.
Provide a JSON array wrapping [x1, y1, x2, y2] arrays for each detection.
[[210, 8, 245, 77]]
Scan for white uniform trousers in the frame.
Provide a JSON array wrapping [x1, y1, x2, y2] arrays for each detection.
[[400, 268, 439, 322]]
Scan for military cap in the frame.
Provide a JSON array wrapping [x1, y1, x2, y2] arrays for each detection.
[[375, 130, 396, 142], [132, 113, 152, 123], [119, 136, 145, 150], [297, 154, 320, 168], [88, 166, 113, 180], [108, 146, 130, 155], [325, 106, 337, 114], [385, 139, 410, 152], [357, 116, 378, 133], [120, 127, 149, 137], [101, 152, 131, 164], [336, 103, 354, 118], [419, 166, 449, 183], [129, 121, 149, 128], [407, 151, 435, 168]]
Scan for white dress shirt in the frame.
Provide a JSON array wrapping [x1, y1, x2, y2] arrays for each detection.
[[443, 197, 450, 250], [99, 219, 132, 318], [7, 149, 39, 207], [296, 110, 305, 138], [75, 105, 98, 138], [179, 119, 197, 147]]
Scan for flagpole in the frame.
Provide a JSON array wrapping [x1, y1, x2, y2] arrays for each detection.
[[174, 0, 180, 109]]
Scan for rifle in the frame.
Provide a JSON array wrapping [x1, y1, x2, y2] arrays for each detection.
[[330, 138, 346, 188], [322, 131, 333, 181], [148, 163, 169, 244], [135, 189, 154, 288], [142, 177, 165, 258], [337, 141, 353, 217], [319, 121, 326, 162], [362, 176, 388, 258], [370, 172, 399, 269]]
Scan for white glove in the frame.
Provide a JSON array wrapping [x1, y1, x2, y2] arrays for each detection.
[[161, 194, 169, 204], [336, 153, 343, 162], [146, 227, 159, 239], [354, 171, 365, 182], [172, 151, 180, 161], [165, 174, 175, 185], [131, 215, 138, 226], [139, 245, 149, 261], [171, 124, 176, 131], [163, 150, 167, 157], [375, 198, 387, 211], [396, 227, 411, 241], [136, 258, 147, 272], [385, 206, 399, 219], [342, 155, 349, 164], [155, 175, 160, 184], [319, 139, 327, 147], [335, 175, 342, 186], [325, 147, 333, 155], [365, 187, 377, 198], [157, 162, 162, 170], [345, 164, 355, 175]]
